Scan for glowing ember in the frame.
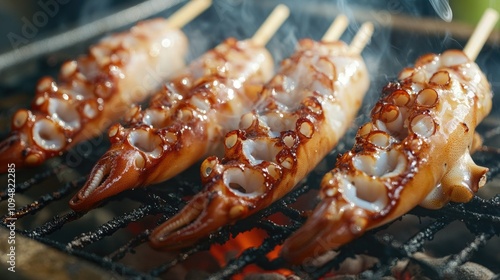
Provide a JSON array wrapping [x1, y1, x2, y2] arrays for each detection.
[[210, 228, 293, 279]]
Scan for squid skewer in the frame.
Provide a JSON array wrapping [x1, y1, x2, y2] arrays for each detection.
[[69, 5, 290, 212], [281, 9, 498, 265], [0, 0, 212, 173], [149, 17, 373, 250]]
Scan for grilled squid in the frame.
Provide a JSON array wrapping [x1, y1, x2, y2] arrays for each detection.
[[149, 33, 371, 250], [69, 38, 275, 211], [0, 18, 188, 172], [69, 4, 291, 212], [281, 49, 492, 264]]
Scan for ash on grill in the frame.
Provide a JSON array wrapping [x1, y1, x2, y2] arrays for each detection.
[[1, 0, 500, 279]]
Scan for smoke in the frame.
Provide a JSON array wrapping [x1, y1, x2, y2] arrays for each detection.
[[428, 0, 453, 22]]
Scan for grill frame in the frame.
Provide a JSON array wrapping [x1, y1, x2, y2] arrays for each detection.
[[1, 1, 500, 279]]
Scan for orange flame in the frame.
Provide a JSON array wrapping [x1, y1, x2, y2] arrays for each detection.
[[210, 227, 293, 279]]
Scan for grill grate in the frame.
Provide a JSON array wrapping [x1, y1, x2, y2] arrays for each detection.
[[1, 1, 500, 279], [2, 149, 499, 279]]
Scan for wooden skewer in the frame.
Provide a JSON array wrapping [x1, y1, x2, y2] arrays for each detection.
[[463, 8, 499, 61], [322, 14, 349, 42], [166, 0, 212, 28], [251, 4, 290, 46], [349, 22, 374, 55]]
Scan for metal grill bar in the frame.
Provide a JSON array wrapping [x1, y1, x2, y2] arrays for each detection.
[[149, 245, 207, 277], [65, 192, 180, 250], [363, 218, 451, 278], [2, 176, 86, 221], [26, 211, 83, 237], [32, 234, 154, 279], [68, 204, 158, 249], [310, 234, 380, 279], [2, 161, 498, 279], [206, 233, 288, 280], [442, 232, 494, 276], [402, 218, 450, 254], [109, 229, 151, 261], [0, 166, 59, 201], [0, 151, 497, 280]]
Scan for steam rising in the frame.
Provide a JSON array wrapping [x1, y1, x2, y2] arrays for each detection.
[[428, 0, 453, 22]]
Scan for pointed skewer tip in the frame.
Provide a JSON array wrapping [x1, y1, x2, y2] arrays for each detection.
[[166, 0, 213, 29], [322, 14, 349, 42], [463, 8, 499, 61], [349, 22, 374, 55], [251, 4, 290, 46]]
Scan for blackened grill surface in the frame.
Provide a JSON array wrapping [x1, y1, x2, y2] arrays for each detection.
[[1, 1, 500, 279]]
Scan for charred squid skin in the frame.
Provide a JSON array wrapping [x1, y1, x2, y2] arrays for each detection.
[[281, 50, 492, 265], [149, 39, 370, 250], [149, 190, 235, 250], [70, 39, 274, 212], [69, 148, 145, 212], [0, 19, 189, 173]]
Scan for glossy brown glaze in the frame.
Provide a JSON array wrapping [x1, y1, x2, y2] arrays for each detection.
[[281, 50, 492, 265], [0, 19, 188, 172], [69, 38, 274, 212], [148, 39, 370, 250]]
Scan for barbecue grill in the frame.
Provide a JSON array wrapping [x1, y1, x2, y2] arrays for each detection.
[[1, 0, 499, 279]]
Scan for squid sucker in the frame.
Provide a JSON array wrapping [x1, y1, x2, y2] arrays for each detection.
[[149, 38, 370, 250], [281, 50, 493, 265], [69, 38, 274, 212], [0, 18, 188, 172]]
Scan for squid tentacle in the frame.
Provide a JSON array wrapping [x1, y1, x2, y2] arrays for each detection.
[[148, 38, 370, 250], [0, 19, 188, 172], [281, 49, 492, 264], [69, 38, 274, 211]]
